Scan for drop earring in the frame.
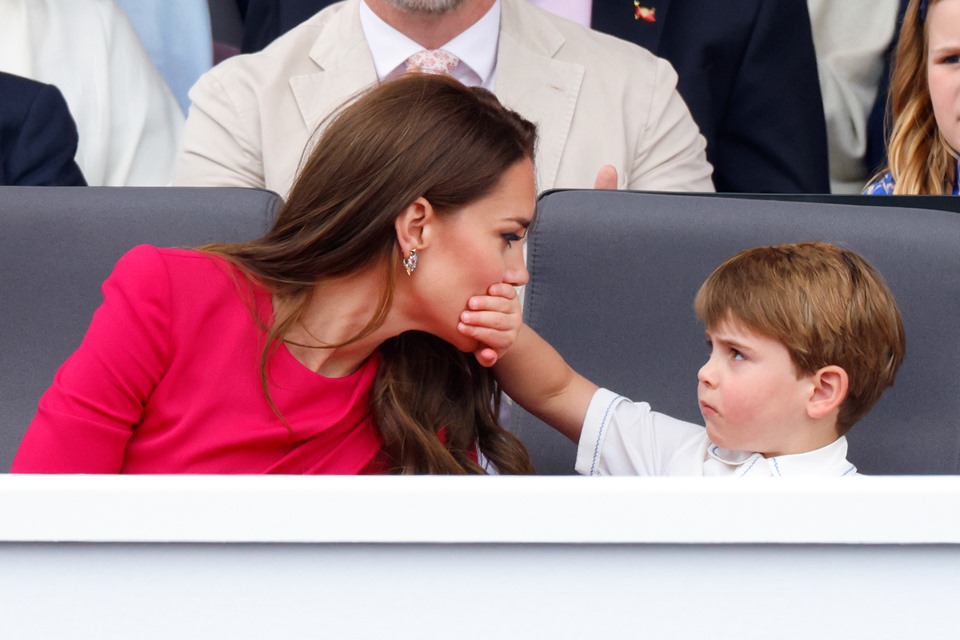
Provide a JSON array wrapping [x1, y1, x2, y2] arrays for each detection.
[[402, 248, 419, 276]]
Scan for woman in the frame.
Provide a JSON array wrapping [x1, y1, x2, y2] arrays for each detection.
[[12, 74, 537, 474], [864, 0, 960, 194]]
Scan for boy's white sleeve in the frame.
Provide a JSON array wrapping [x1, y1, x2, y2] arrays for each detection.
[[575, 388, 707, 476]]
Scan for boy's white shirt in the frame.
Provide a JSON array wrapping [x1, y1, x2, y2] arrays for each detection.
[[576, 388, 858, 477]]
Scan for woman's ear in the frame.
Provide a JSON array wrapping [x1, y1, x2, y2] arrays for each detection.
[[806, 365, 849, 421], [394, 197, 436, 253]]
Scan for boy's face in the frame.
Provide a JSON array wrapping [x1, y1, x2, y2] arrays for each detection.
[[697, 316, 815, 457], [927, 0, 960, 154]]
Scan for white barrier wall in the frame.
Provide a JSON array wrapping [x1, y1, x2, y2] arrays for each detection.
[[1, 475, 959, 639]]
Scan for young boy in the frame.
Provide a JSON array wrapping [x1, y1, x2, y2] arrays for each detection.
[[493, 242, 906, 476]]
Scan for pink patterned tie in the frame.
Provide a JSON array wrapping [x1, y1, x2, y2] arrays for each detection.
[[405, 49, 460, 75]]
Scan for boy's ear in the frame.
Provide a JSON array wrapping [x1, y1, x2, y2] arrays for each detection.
[[394, 197, 436, 253], [806, 365, 849, 420]]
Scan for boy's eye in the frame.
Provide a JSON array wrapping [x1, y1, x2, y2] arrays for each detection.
[[731, 349, 745, 361]]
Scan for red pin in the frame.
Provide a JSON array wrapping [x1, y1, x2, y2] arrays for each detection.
[[634, 1, 656, 22]]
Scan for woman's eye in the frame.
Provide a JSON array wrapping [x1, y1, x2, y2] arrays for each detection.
[[502, 232, 524, 247]]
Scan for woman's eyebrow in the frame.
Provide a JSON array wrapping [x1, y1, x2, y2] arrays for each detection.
[[502, 215, 533, 227]]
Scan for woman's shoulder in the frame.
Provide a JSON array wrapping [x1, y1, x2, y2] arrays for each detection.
[[111, 246, 269, 330], [113, 245, 249, 295], [115, 245, 224, 273]]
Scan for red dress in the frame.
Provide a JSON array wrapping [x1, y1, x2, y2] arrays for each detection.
[[11, 246, 388, 474]]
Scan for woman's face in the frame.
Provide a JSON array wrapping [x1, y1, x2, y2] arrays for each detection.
[[927, 0, 960, 152], [411, 158, 535, 352]]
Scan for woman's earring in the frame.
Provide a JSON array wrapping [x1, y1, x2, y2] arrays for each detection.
[[402, 248, 419, 276]]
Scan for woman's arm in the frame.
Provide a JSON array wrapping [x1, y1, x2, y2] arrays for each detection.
[[10, 245, 172, 472]]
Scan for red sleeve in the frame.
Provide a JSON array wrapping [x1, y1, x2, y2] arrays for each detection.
[[11, 245, 172, 473]]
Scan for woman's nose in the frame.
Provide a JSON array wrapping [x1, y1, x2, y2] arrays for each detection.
[[505, 251, 529, 287]]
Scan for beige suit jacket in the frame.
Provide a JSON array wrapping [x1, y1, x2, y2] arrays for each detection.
[[174, 0, 714, 197]]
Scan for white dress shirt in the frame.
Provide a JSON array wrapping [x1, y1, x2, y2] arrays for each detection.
[[359, 0, 500, 89], [577, 388, 859, 477]]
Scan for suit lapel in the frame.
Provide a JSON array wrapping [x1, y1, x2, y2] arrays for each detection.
[[496, 0, 584, 191], [288, 0, 378, 130], [591, 0, 671, 53]]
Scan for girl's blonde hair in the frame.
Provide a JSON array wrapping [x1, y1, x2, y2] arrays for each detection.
[[878, 0, 957, 194]]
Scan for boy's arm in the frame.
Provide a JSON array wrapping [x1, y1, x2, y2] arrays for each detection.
[[493, 324, 599, 443]]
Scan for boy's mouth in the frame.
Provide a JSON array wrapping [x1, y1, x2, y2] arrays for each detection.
[[699, 400, 718, 418]]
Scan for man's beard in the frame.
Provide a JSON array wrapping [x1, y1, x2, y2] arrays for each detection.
[[385, 0, 468, 14]]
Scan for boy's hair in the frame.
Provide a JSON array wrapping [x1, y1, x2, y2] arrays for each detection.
[[694, 242, 905, 434]]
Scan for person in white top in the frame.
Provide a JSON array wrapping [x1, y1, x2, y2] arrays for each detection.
[[487, 242, 906, 477], [0, 0, 184, 186]]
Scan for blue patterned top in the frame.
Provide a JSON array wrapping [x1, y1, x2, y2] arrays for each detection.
[[863, 160, 960, 195]]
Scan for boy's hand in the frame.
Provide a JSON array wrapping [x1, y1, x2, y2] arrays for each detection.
[[458, 283, 522, 367]]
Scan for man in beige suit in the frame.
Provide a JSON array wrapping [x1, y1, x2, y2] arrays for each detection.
[[174, 0, 714, 197]]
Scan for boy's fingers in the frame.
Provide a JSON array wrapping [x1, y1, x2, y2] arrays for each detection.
[[459, 323, 512, 348], [473, 347, 499, 368], [460, 310, 509, 329], [486, 282, 518, 299], [468, 284, 518, 309], [468, 295, 515, 313]]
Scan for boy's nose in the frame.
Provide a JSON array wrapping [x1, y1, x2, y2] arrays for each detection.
[[697, 359, 716, 387]]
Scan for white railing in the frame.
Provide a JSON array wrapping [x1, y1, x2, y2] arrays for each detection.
[[1, 475, 958, 638]]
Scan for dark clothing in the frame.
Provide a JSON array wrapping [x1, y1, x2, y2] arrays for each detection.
[[236, 0, 327, 54], [0, 72, 87, 187], [591, 0, 830, 193]]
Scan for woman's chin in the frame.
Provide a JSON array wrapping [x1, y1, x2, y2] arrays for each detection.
[[446, 330, 479, 354], [456, 336, 481, 354], [426, 321, 479, 354]]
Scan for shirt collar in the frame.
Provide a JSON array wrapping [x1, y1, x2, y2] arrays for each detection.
[[707, 437, 858, 477], [358, 0, 500, 88]]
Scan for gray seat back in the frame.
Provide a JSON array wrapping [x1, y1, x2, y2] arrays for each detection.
[[0, 187, 280, 470], [512, 190, 960, 475]]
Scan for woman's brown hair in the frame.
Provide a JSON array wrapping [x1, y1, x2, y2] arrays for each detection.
[[877, 0, 957, 194], [204, 74, 537, 474]]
